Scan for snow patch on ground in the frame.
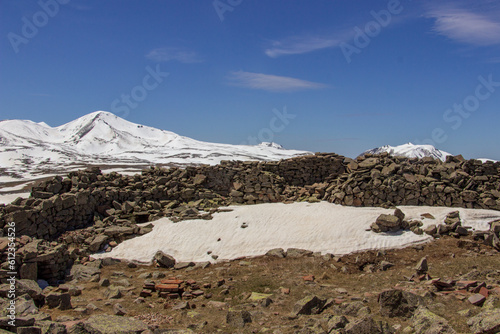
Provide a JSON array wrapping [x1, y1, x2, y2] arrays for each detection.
[[0, 192, 30, 205], [92, 202, 500, 264]]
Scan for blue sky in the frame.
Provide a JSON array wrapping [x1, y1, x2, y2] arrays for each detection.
[[1, 0, 500, 159]]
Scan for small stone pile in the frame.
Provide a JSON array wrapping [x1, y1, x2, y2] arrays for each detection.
[[423, 211, 469, 238], [473, 219, 500, 251], [370, 209, 407, 233]]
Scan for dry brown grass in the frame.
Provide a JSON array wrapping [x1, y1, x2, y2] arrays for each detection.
[[40, 236, 500, 333]]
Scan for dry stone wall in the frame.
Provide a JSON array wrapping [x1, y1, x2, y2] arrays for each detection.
[[0, 152, 499, 282], [1, 153, 499, 242], [324, 154, 500, 210]]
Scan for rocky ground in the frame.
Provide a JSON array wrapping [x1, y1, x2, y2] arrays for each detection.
[[2, 235, 500, 333]]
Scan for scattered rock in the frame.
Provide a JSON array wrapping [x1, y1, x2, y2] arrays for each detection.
[[469, 294, 487, 306], [82, 315, 148, 334], [343, 316, 391, 334], [154, 251, 176, 268], [467, 309, 500, 334], [286, 248, 313, 258], [327, 315, 349, 332], [226, 310, 252, 328], [412, 306, 457, 334], [379, 289, 424, 317], [45, 292, 72, 310], [293, 295, 326, 316], [266, 248, 286, 258], [415, 257, 428, 275], [113, 303, 127, 316]]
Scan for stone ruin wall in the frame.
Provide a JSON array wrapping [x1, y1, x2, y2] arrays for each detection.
[[0, 152, 499, 282]]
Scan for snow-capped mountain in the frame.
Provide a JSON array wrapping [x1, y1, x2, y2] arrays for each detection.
[[360, 143, 452, 162], [0, 111, 311, 184]]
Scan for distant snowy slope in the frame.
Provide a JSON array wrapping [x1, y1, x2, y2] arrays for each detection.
[[360, 143, 452, 162], [0, 111, 311, 184]]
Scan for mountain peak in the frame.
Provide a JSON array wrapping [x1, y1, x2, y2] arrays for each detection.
[[0, 111, 311, 183], [361, 143, 452, 162], [258, 142, 284, 149]]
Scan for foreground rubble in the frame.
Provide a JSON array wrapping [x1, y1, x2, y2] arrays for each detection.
[[0, 153, 499, 332], [0, 236, 499, 333]]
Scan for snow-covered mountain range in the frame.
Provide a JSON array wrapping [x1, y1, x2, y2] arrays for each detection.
[[0, 111, 310, 184], [360, 143, 452, 161]]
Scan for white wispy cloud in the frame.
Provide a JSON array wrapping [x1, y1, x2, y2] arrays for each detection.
[[426, 6, 500, 46], [265, 35, 350, 58], [227, 71, 327, 92], [146, 47, 203, 63]]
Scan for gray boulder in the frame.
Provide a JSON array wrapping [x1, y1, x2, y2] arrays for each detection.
[[327, 315, 349, 332], [371, 214, 402, 233], [35, 320, 67, 334], [344, 316, 393, 334], [286, 248, 313, 258], [82, 315, 147, 334], [467, 309, 500, 334], [153, 251, 176, 268], [45, 292, 72, 310], [293, 295, 326, 316], [69, 265, 101, 282], [412, 306, 457, 334], [379, 289, 424, 317], [226, 310, 252, 328], [266, 248, 286, 258]]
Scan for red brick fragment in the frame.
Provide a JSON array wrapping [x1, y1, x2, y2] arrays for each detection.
[[186, 279, 197, 286], [160, 279, 184, 285], [479, 287, 489, 298], [302, 275, 315, 282], [155, 284, 180, 292]]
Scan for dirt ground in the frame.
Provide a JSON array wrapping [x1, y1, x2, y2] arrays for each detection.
[[42, 235, 500, 333]]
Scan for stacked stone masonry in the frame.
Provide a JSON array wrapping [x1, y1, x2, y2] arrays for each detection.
[[0, 152, 499, 282]]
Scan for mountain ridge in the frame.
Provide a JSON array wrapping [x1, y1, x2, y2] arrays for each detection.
[[360, 143, 452, 162], [0, 111, 311, 184]]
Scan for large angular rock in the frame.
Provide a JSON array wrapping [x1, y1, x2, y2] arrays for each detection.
[[379, 289, 424, 317], [286, 248, 313, 258], [69, 265, 101, 282], [16, 326, 41, 334], [371, 214, 402, 233], [153, 251, 176, 268], [412, 306, 457, 334], [415, 257, 428, 275], [15, 295, 39, 316], [45, 292, 72, 310], [467, 309, 500, 334], [327, 315, 349, 332], [343, 316, 393, 334], [35, 320, 67, 334], [88, 235, 108, 253], [0, 316, 35, 328], [16, 280, 44, 305], [82, 315, 147, 334], [292, 295, 326, 316], [266, 248, 286, 258], [104, 286, 123, 300], [226, 310, 252, 328], [358, 158, 379, 169], [490, 220, 500, 235]]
